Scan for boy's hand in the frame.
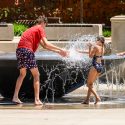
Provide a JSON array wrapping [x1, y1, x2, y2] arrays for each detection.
[[59, 49, 69, 57]]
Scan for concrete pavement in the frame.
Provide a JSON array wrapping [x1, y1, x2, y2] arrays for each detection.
[[0, 109, 125, 125]]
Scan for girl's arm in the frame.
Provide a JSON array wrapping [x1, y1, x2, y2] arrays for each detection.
[[76, 43, 93, 54], [117, 51, 125, 56], [76, 49, 89, 54], [88, 46, 96, 58]]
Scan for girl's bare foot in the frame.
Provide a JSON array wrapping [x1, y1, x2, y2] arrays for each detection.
[[94, 97, 101, 104], [12, 98, 23, 104], [35, 99, 43, 105], [81, 100, 89, 105]]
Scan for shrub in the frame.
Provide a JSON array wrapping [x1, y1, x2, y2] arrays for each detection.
[[103, 28, 111, 37], [14, 23, 28, 36]]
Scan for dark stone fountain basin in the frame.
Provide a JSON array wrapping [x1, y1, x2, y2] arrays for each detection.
[[0, 51, 86, 99], [0, 52, 124, 99]]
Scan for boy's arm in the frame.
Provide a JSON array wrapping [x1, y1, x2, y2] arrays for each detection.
[[40, 37, 67, 57]]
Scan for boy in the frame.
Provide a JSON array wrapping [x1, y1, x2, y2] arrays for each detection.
[[12, 16, 67, 105]]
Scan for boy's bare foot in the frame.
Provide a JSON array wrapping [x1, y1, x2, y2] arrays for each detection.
[[94, 97, 101, 104], [35, 99, 43, 105], [12, 98, 23, 104]]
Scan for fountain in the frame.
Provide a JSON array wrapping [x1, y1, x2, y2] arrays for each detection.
[[0, 34, 124, 104], [0, 48, 87, 99], [0, 19, 125, 107], [0, 23, 103, 100]]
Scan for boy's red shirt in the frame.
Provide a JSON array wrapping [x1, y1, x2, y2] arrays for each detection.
[[17, 25, 46, 52]]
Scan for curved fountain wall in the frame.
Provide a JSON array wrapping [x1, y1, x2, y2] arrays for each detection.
[[0, 52, 87, 99], [0, 51, 124, 100]]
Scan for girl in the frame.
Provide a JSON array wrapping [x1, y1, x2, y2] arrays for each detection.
[[77, 36, 105, 104]]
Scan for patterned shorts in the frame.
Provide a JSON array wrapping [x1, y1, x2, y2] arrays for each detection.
[[16, 48, 37, 69]]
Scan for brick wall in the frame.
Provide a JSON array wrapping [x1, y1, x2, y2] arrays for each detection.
[[0, 0, 14, 7], [0, 0, 125, 25]]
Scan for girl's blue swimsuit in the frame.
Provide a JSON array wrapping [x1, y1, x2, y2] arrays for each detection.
[[92, 55, 104, 73]]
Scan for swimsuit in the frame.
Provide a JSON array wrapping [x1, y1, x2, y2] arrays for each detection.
[[92, 55, 104, 73]]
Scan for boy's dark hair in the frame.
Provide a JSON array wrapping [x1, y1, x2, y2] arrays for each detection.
[[36, 16, 48, 24], [96, 36, 105, 44]]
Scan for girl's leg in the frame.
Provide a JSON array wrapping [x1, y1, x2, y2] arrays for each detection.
[[82, 88, 91, 104], [89, 86, 101, 104], [86, 86, 101, 104], [85, 67, 100, 104], [12, 68, 26, 104], [30, 68, 42, 105]]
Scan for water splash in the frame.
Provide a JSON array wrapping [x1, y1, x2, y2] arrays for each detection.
[[38, 35, 125, 104], [19, 35, 125, 104]]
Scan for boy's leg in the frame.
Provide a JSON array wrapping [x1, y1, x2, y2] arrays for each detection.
[[12, 68, 26, 104], [30, 68, 42, 105]]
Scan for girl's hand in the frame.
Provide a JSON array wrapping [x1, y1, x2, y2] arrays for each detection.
[[87, 42, 93, 47], [75, 49, 81, 53]]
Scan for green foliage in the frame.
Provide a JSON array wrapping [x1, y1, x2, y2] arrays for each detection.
[[103, 28, 111, 37], [14, 23, 28, 36]]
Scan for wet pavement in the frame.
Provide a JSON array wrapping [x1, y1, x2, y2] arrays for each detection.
[[1, 94, 125, 110]]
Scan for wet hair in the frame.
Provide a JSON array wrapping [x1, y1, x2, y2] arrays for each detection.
[[96, 36, 105, 55], [36, 16, 48, 24], [96, 36, 105, 44]]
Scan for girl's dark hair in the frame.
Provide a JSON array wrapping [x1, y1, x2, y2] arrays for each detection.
[[36, 16, 48, 24], [96, 36, 105, 44]]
